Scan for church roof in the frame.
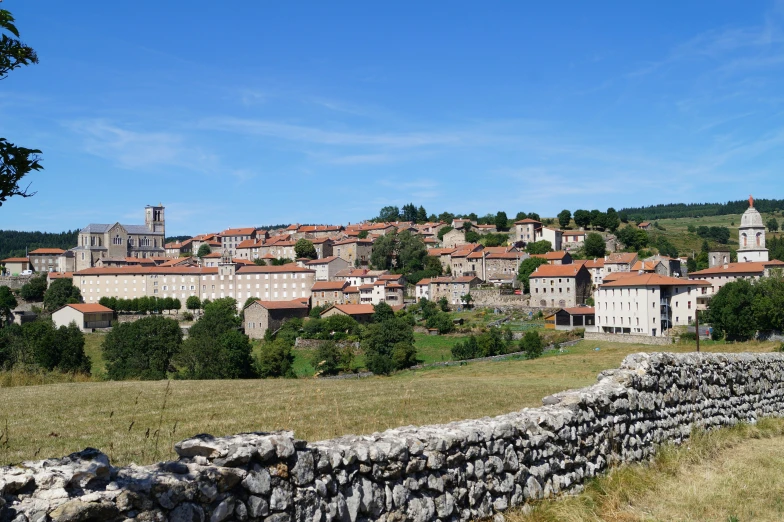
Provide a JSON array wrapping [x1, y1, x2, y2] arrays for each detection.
[[80, 223, 163, 235]]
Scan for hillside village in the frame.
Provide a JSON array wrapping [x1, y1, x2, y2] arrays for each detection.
[[2, 197, 782, 344]]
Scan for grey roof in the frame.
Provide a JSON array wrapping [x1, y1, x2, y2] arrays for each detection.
[[79, 223, 163, 236]]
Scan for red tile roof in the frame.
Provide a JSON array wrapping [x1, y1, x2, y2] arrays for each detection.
[[562, 306, 595, 315], [2, 257, 29, 263], [48, 272, 73, 279], [220, 227, 256, 236], [429, 276, 481, 284], [29, 248, 65, 255], [688, 260, 784, 277], [306, 256, 341, 265], [251, 299, 309, 310], [606, 253, 638, 264], [312, 281, 348, 291], [514, 218, 542, 224], [602, 274, 710, 288], [63, 303, 113, 313], [531, 264, 585, 277]]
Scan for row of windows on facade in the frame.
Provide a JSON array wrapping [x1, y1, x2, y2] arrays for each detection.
[[597, 316, 691, 326], [87, 290, 307, 302], [534, 287, 571, 294], [82, 236, 159, 247], [598, 300, 692, 310], [82, 273, 308, 283], [83, 282, 308, 291]]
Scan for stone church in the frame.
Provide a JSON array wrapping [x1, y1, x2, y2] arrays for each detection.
[[74, 205, 166, 271], [737, 195, 769, 263]]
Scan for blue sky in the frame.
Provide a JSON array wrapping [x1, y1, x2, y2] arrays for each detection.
[[3, 1, 784, 236]]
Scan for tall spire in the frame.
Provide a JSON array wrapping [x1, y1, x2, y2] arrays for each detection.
[[749, 194, 754, 208]]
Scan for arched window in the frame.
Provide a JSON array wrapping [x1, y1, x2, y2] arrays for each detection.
[[113, 235, 122, 245], [742, 233, 747, 247], [756, 232, 762, 246]]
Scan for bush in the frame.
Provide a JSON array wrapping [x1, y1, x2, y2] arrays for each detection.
[[181, 311, 194, 321], [311, 341, 342, 376], [520, 330, 543, 359], [426, 311, 454, 334], [679, 332, 698, 342], [19, 274, 47, 301], [256, 338, 296, 378], [103, 316, 182, 380]]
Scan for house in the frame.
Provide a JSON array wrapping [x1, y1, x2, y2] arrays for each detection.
[[190, 233, 220, 254], [529, 264, 591, 308], [595, 274, 711, 337], [631, 260, 667, 275], [289, 225, 344, 239], [47, 272, 74, 287], [342, 286, 360, 304], [513, 218, 541, 244], [449, 244, 484, 277], [442, 228, 467, 249], [28, 248, 66, 273], [484, 251, 528, 285], [320, 303, 403, 323], [451, 219, 477, 230], [644, 255, 684, 277], [687, 260, 784, 308], [637, 222, 652, 230], [545, 307, 596, 331], [535, 227, 563, 251], [426, 248, 456, 271], [219, 228, 257, 256], [309, 237, 334, 259], [531, 251, 572, 265], [334, 268, 388, 287], [584, 258, 606, 288], [164, 239, 193, 258], [371, 279, 405, 306], [474, 224, 498, 235], [52, 303, 114, 332], [561, 230, 586, 249], [1, 257, 31, 275], [236, 239, 264, 260], [58, 250, 76, 273], [332, 238, 373, 266], [311, 281, 350, 308], [73, 205, 166, 271], [306, 256, 350, 281], [415, 279, 432, 301], [428, 276, 482, 306], [244, 299, 309, 340], [604, 252, 638, 274]]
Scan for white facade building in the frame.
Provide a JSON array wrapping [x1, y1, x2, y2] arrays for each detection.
[[738, 196, 769, 263]]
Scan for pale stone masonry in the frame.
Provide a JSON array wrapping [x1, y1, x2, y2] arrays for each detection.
[[306, 256, 350, 281], [429, 276, 481, 305], [9, 352, 783, 522], [243, 299, 309, 339], [530, 264, 591, 308], [73, 261, 315, 310], [594, 273, 710, 337], [332, 238, 373, 266], [28, 248, 65, 273], [311, 281, 349, 308]]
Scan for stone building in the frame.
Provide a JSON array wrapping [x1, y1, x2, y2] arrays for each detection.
[[74, 205, 166, 271], [28, 248, 65, 273], [428, 276, 481, 306], [244, 299, 309, 340], [332, 238, 373, 266], [73, 258, 315, 310], [484, 251, 527, 285], [512, 218, 540, 243], [529, 264, 591, 308], [442, 228, 467, 249], [219, 228, 257, 257], [604, 252, 638, 274], [738, 195, 769, 262], [311, 281, 350, 308], [595, 274, 710, 337], [305, 256, 350, 281]]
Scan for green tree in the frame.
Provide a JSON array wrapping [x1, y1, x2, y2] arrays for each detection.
[[527, 212, 540, 221], [437, 225, 453, 241], [590, 210, 605, 230], [363, 314, 416, 375], [0, 285, 18, 325], [517, 257, 549, 293], [438, 296, 450, 312], [309, 305, 325, 319], [526, 240, 552, 255], [616, 226, 649, 251], [43, 278, 81, 310], [357, 230, 369, 239], [604, 208, 621, 233], [752, 275, 784, 332], [495, 211, 509, 231], [1, 9, 43, 206], [708, 279, 758, 341], [401, 203, 418, 222], [253, 258, 267, 266], [186, 295, 201, 312], [377, 205, 401, 222], [520, 330, 543, 359], [372, 302, 395, 323], [416, 205, 428, 224], [397, 231, 427, 273], [19, 274, 47, 301], [256, 338, 296, 378], [768, 217, 780, 232], [196, 244, 211, 258], [294, 239, 318, 259], [103, 316, 182, 380], [465, 230, 480, 243], [461, 292, 473, 308], [426, 311, 453, 334], [557, 210, 572, 229], [370, 232, 396, 270], [311, 341, 342, 376], [584, 232, 606, 258], [56, 322, 91, 374]]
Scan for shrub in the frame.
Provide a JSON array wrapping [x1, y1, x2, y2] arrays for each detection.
[[181, 311, 194, 321], [311, 341, 342, 376], [103, 316, 182, 380], [426, 311, 454, 334], [520, 330, 543, 359], [679, 332, 698, 342], [256, 338, 296, 378]]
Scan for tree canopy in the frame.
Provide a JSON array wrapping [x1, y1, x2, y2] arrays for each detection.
[[0, 9, 42, 206], [517, 257, 549, 293], [583, 232, 606, 258], [44, 278, 82, 310], [294, 238, 317, 259], [557, 210, 572, 229], [525, 240, 552, 255], [103, 316, 182, 380]]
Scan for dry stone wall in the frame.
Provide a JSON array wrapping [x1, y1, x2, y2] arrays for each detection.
[[584, 332, 672, 346], [3, 352, 784, 522]]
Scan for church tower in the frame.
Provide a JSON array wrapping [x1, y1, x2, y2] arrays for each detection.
[[218, 249, 236, 277], [737, 195, 769, 263], [145, 204, 165, 235]]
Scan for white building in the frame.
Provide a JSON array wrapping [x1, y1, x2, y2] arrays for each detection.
[[595, 274, 710, 337], [415, 279, 431, 301], [738, 195, 769, 262]]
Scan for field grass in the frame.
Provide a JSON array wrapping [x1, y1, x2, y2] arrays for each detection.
[[412, 333, 469, 364], [0, 338, 776, 467], [511, 417, 784, 522]]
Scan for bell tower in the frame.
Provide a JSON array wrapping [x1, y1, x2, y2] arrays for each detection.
[[145, 204, 165, 235], [218, 249, 236, 277]]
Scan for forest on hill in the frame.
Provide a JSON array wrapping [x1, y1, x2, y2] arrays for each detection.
[[620, 198, 784, 220], [0, 230, 78, 259]]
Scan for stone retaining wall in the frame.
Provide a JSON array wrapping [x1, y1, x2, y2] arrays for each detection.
[[584, 331, 673, 346], [3, 352, 784, 522], [470, 288, 529, 307], [0, 275, 33, 290]]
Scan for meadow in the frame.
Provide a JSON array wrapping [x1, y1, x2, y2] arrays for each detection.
[[0, 338, 776, 467]]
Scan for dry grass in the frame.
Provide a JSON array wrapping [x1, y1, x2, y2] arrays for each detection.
[[510, 418, 784, 522], [0, 339, 777, 467]]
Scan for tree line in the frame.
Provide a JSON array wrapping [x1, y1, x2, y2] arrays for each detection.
[[0, 229, 78, 259], [620, 198, 784, 221], [708, 273, 784, 341]]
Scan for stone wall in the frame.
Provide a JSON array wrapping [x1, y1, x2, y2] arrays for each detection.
[[3, 352, 784, 522], [470, 288, 529, 307], [584, 331, 673, 346], [0, 275, 33, 290]]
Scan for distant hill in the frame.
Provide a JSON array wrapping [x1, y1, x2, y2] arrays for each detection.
[[620, 198, 784, 221], [0, 230, 79, 260]]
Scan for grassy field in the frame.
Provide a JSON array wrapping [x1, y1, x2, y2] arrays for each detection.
[[0, 338, 776, 467], [512, 417, 784, 522], [412, 332, 469, 364]]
